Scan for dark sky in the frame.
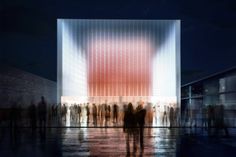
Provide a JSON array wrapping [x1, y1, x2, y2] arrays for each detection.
[[1, 0, 236, 84]]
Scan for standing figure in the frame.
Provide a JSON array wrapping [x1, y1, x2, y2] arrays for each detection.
[[136, 102, 146, 151], [124, 103, 138, 156], [207, 105, 215, 134], [28, 101, 37, 130], [113, 104, 118, 123], [162, 106, 168, 127], [105, 104, 109, 126], [92, 104, 97, 126], [77, 104, 81, 124], [169, 106, 174, 128], [108, 105, 111, 120], [37, 96, 47, 128], [86, 103, 90, 124], [202, 106, 208, 129], [214, 104, 229, 137]]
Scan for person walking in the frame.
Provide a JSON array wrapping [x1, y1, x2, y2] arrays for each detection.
[[124, 103, 138, 156], [135, 102, 146, 152]]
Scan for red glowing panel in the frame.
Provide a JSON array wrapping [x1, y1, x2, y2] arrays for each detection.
[[88, 37, 154, 96]]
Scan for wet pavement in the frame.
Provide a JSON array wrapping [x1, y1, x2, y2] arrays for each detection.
[[0, 127, 236, 157]]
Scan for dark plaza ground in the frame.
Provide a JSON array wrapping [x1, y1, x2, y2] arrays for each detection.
[[1, 118, 236, 157]]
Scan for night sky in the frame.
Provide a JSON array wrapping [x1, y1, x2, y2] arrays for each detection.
[[1, 0, 236, 84]]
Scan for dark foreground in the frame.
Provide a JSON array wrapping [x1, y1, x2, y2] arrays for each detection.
[[0, 127, 236, 157]]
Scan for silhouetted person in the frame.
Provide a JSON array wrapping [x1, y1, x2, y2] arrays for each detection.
[[153, 105, 158, 125], [175, 107, 180, 126], [202, 106, 208, 129], [86, 103, 90, 124], [28, 101, 37, 130], [77, 104, 82, 124], [169, 106, 174, 128], [113, 104, 118, 123], [51, 104, 57, 120], [61, 104, 67, 122], [100, 104, 105, 126], [10, 102, 20, 144], [135, 102, 146, 151], [123, 104, 128, 132], [70, 105, 75, 121], [105, 104, 109, 126], [108, 105, 111, 119], [214, 104, 229, 137], [10, 102, 21, 146], [98, 104, 101, 121], [38, 96, 47, 128], [92, 104, 97, 126], [189, 107, 196, 127], [146, 103, 153, 127], [124, 103, 138, 156], [10, 102, 18, 129], [207, 105, 215, 134], [162, 108, 168, 126]]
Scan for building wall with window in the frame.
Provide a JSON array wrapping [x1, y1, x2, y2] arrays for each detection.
[[0, 66, 57, 108], [181, 67, 236, 127]]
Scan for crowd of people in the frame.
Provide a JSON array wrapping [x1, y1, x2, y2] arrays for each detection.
[[1, 96, 231, 155], [183, 104, 229, 136], [66, 103, 119, 126], [123, 102, 146, 154], [8, 96, 230, 134], [5, 97, 183, 129]]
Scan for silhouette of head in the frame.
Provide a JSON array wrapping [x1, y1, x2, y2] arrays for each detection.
[[127, 103, 133, 113]]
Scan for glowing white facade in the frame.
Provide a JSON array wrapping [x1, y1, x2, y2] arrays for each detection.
[[57, 19, 180, 106]]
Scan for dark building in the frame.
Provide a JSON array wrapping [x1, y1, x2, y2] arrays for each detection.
[[0, 65, 57, 108], [181, 67, 236, 127]]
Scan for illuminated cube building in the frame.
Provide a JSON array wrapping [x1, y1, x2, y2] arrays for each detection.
[[57, 19, 180, 108]]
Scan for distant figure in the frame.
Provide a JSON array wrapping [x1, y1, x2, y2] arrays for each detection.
[[28, 101, 37, 130], [77, 104, 81, 123], [189, 107, 196, 127], [10, 102, 20, 143], [153, 105, 158, 125], [61, 104, 67, 122], [108, 105, 111, 119], [69, 105, 73, 121], [146, 103, 153, 126], [10, 102, 18, 129], [135, 102, 146, 151], [105, 104, 109, 126], [207, 105, 215, 134], [202, 106, 208, 129], [174, 107, 180, 127], [214, 104, 229, 137], [169, 106, 174, 128], [51, 104, 55, 119], [113, 104, 118, 123], [37, 96, 47, 128], [124, 103, 138, 156], [122, 104, 127, 131], [98, 104, 101, 120], [54, 104, 58, 118], [162, 107, 168, 126], [92, 104, 97, 126], [86, 103, 90, 124]]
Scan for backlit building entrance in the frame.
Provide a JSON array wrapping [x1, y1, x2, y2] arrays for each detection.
[[57, 19, 180, 126]]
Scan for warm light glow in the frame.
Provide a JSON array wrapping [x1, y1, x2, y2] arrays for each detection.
[[57, 19, 180, 106], [88, 37, 153, 97]]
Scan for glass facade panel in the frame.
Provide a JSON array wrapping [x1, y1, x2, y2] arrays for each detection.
[[191, 83, 203, 97], [203, 79, 219, 95], [225, 74, 236, 92]]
